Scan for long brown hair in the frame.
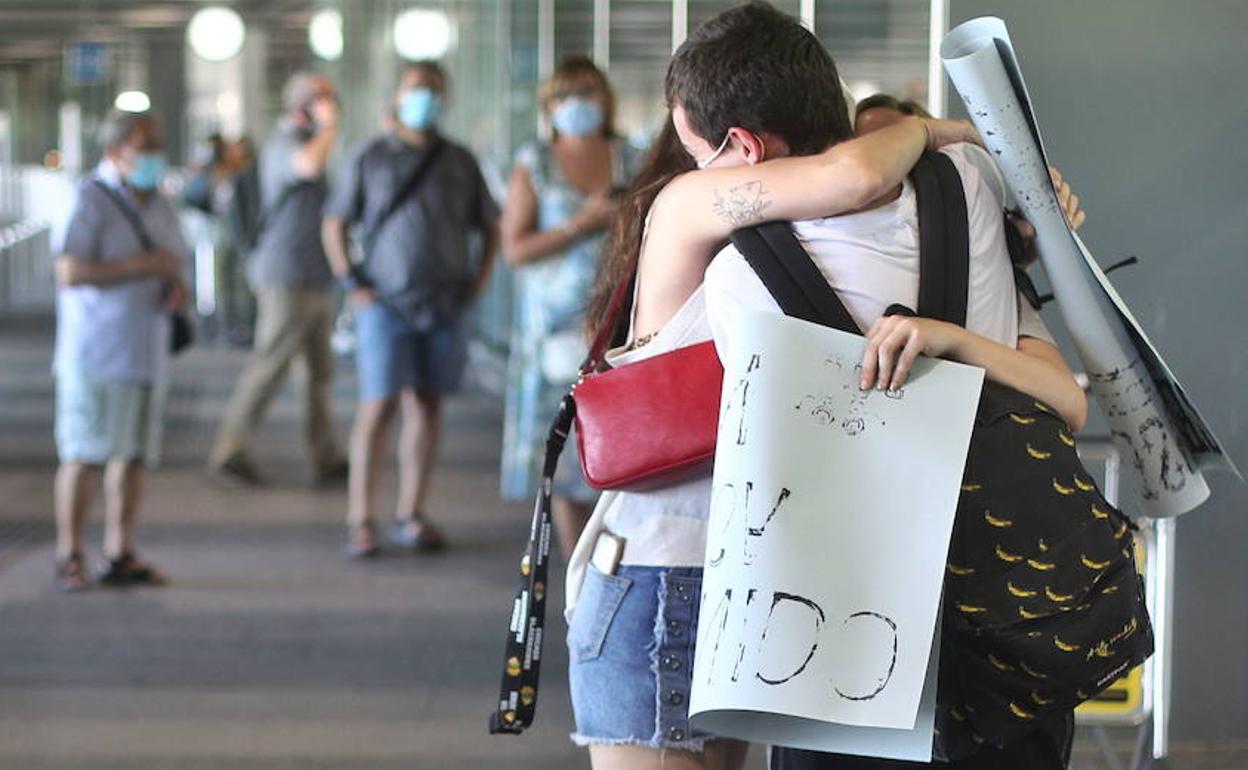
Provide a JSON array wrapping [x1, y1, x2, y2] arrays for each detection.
[[585, 114, 695, 347]]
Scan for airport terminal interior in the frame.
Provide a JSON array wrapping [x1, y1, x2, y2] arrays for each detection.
[[0, 1, 1245, 768]]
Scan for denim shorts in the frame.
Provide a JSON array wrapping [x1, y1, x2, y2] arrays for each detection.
[[354, 301, 468, 400], [55, 370, 151, 465], [568, 564, 718, 752]]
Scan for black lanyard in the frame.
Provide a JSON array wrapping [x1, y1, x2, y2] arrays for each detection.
[[487, 393, 575, 734]]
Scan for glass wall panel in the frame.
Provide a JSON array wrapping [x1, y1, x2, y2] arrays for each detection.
[[608, 0, 672, 141], [688, 0, 804, 34], [816, 0, 930, 110]]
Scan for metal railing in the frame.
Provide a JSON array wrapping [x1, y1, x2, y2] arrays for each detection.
[[0, 219, 54, 312]]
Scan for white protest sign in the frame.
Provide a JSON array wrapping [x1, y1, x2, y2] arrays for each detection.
[[941, 17, 1239, 516], [689, 310, 984, 760]]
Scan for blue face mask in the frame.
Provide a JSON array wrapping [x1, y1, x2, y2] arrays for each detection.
[[126, 153, 167, 191], [551, 97, 604, 138], [398, 88, 443, 130]]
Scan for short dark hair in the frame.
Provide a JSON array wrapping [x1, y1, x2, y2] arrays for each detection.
[[665, 1, 851, 156], [856, 93, 932, 120], [97, 109, 157, 152], [400, 60, 447, 93]]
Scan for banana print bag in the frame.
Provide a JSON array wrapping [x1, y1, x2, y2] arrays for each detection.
[[731, 151, 1152, 759]]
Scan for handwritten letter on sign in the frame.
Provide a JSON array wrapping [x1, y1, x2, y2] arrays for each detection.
[[689, 311, 984, 760]]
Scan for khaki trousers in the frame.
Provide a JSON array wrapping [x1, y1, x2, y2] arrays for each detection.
[[211, 286, 339, 469]]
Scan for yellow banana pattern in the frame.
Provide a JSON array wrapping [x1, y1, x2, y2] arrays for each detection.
[[942, 393, 1145, 741], [1053, 635, 1081, 653], [1008, 582, 1038, 598], [1044, 586, 1075, 603], [984, 510, 1012, 528], [1020, 661, 1048, 680], [1081, 554, 1112, 570], [996, 545, 1024, 563]]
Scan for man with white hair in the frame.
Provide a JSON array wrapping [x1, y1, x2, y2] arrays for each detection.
[[53, 109, 187, 591], [209, 72, 348, 487]]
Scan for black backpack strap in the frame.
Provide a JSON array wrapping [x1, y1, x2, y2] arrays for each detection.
[[732, 151, 971, 335], [912, 151, 969, 326], [731, 221, 861, 334]]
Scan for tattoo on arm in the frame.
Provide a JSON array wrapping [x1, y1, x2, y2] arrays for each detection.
[[711, 181, 772, 227]]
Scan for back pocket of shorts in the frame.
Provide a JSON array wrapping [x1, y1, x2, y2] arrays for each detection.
[[568, 566, 632, 663]]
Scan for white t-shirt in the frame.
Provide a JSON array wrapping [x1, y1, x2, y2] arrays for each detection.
[[705, 143, 1052, 365]]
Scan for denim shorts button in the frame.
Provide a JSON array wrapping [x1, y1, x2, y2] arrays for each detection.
[[667, 689, 685, 706], [662, 655, 681, 671], [666, 619, 682, 636], [668, 727, 686, 741]]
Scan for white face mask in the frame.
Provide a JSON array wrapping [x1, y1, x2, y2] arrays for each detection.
[[696, 131, 733, 170]]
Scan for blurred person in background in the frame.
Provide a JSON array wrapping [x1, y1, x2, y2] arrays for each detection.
[[52, 110, 188, 592], [322, 61, 500, 557], [498, 55, 642, 560], [208, 72, 348, 487], [220, 136, 261, 346], [853, 93, 932, 136]]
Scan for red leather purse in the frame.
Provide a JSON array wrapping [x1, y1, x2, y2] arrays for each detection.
[[572, 270, 724, 490]]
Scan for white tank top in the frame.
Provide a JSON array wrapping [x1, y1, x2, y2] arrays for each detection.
[[564, 285, 715, 620]]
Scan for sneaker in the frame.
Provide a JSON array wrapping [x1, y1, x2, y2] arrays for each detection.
[[346, 521, 382, 559], [55, 553, 91, 593], [208, 453, 266, 487], [97, 552, 169, 588], [388, 516, 447, 553], [312, 458, 350, 488]]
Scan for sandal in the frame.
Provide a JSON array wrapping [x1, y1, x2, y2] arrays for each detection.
[[55, 553, 91, 593], [346, 521, 382, 559], [97, 552, 169, 587], [388, 516, 447, 553]]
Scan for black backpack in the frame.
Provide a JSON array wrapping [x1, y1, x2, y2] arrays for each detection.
[[731, 151, 1153, 757]]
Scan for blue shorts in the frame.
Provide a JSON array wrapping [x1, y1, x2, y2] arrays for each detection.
[[55, 370, 152, 465], [354, 301, 469, 401], [568, 565, 718, 752]]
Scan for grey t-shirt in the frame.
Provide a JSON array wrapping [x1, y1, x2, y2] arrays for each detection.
[[248, 119, 334, 289], [325, 132, 499, 328]]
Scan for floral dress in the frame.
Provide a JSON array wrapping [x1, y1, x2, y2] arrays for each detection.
[[500, 138, 642, 503]]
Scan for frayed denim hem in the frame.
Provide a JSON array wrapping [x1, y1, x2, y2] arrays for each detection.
[[569, 732, 712, 753]]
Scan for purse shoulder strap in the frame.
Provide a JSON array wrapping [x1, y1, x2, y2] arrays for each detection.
[[362, 137, 447, 258], [730, 150, 969, 331], [92, 179, 153, 252]]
